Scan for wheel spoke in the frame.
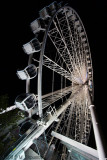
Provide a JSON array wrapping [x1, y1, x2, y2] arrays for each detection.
[[42, 86, 72, 109]]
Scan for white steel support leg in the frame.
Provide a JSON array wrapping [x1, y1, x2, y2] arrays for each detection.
[[89, 105, 106, 160], [51, 131, 98, 158]]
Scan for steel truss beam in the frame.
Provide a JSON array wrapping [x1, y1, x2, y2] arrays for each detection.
[[33, 55, 72, 81], [42, 86, 72, 109]]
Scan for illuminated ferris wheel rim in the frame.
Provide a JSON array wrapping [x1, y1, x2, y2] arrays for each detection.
[[26, 5, 93, 117], [5, 3, 94, 120]]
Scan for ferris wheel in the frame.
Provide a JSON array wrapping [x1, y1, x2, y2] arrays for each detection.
[[17, 1, 92, 156], [2, 1, 106, 160], [16, 1, 93, 158]]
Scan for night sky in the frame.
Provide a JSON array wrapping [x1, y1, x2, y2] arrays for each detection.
[[0, 0, 107, 149]]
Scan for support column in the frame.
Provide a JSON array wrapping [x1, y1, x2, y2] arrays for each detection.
[[89, 105, 106, 160]]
